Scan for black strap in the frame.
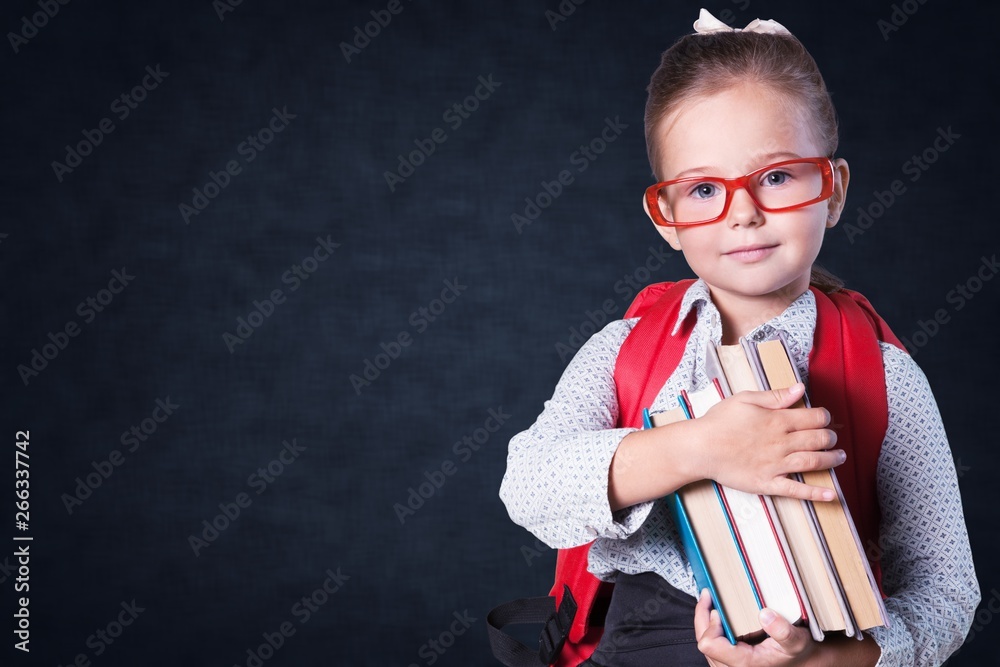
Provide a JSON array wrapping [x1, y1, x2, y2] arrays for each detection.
[[487, 585, 578, 666]]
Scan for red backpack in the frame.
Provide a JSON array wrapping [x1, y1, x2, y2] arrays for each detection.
[[489, 280, 905, 666]]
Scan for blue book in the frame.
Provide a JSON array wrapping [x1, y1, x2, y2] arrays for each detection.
[[643, 407, 741, 644]]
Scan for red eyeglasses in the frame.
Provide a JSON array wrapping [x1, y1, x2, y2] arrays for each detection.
[[645, 157, 836, 227]]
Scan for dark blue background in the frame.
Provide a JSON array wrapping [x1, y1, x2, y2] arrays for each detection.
[[1, 0, 997, 665]]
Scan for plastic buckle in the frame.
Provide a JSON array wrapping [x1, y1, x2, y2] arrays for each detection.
[[538, 585, 577, 665], [538, 611, 567, 664]]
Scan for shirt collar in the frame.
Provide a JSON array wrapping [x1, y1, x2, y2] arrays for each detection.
[[670, 278, 816, 357]]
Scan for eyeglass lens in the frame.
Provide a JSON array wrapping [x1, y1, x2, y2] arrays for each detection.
[[656, 161, 825, 224]]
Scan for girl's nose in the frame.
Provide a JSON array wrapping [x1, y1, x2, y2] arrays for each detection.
[[726, 187, 764, 228]]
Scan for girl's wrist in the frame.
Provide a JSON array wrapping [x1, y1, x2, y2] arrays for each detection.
[[670, 417, 710, 485], [609, 419, 707, 510]]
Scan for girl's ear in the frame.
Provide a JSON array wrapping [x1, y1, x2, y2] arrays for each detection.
[[825, 158, 851, 228], [643, 194, 683, 250]]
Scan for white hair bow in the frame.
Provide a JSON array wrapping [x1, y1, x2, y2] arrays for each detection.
[[692, 7, 790, 36]]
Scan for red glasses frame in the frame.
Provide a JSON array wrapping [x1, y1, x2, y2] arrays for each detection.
[[644, 157, 836, 227]]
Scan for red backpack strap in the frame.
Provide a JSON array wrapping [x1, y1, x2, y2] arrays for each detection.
[[622, 281, 680, 319], [547, 550, 606, 662], [615, 279, 698, 428], [809, 287, 906, 596], [838, 289, 905, 351]]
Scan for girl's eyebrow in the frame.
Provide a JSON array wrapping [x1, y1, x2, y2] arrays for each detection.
[[747, 150, 804, 167], [671, 165, 716, 179]]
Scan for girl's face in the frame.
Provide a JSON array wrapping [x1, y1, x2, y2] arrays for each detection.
[[647, 83, 849, 308]]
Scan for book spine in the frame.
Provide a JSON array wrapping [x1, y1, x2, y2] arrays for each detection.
[[820, 468, 890, 629], [796, 476, 857, 637], [715, 485, 764, 612], [760, 494, 823, 642], [648, 402, 737, 644], [666, 491, 738, 645]]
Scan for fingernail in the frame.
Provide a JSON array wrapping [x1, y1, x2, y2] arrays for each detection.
[[760, 608, 777, 624], [823, 490, 836, 501], [838, 450, 847, 464]]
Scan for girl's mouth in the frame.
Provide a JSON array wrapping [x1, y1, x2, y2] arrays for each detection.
[[723, 244, 778, 263]]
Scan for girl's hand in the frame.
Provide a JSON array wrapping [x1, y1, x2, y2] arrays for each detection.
[[693, 383, 843, 501], [608, 382, 840, 510], [694, 590, 818, 667]]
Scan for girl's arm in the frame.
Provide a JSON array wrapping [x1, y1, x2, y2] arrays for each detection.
[[863, 343, 980, 665], [500, 315, 845, 549], [499, 318, 651, 548]]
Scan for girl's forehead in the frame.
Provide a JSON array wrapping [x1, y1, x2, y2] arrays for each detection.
[[654, 85, 823, 176]]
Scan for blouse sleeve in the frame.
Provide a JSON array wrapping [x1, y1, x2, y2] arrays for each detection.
[[498, 318, 655, 549], [866, 343, 980, 666]]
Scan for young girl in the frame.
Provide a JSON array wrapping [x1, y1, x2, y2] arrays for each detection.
[[499, 8, 979, 667]]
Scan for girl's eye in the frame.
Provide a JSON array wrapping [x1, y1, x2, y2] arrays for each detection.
[[762, 170, 792, 186], [688, 182, 721, 199]]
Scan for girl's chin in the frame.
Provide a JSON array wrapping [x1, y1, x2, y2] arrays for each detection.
[[705, 276, 811, 300]]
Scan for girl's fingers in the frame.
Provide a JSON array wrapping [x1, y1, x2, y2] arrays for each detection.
[[788, 405, 832, 430], [697, 607, 744, 665], [786, 423, 838, 450], [732, 383, 806, 410], [693, 589, 714, 638], [759, 607, 812, 655], [769, 474, 837, 502], [782, 445, 846, 474]]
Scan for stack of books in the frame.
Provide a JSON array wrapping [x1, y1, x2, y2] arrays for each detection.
[[646, 334, 888, 644]]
